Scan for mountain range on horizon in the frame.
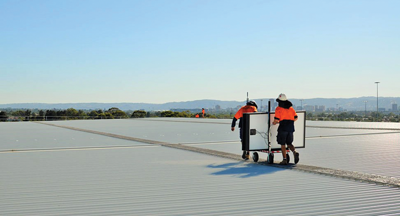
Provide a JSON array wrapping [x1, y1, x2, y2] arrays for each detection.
[[0, 96, 399, 112]]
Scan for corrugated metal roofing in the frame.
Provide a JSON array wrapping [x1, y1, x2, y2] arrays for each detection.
[[0, 121, 151, 151], [42, 118, 400, 178], [1, 119, 400, 215]]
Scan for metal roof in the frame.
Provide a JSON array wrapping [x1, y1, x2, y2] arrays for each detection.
[[1, 119, 400, 215]]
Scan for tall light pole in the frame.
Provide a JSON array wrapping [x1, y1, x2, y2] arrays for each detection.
[[375, 82, 380, 119]]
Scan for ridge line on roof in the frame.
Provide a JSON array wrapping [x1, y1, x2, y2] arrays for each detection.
[[36, 122, 400, 188]]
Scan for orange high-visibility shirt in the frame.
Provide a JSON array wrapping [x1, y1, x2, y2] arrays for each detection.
[[231, 105, 257, 128], [274, 106, 298, 132], [234, 105, 257, 120], [274, 107, 297, 121]]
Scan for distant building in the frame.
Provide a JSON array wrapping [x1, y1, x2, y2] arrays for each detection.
[[327, 107, 335, 112], [304, 105, 315, 112], [315, 105, 326, 112], [269, 99, 276, 110], [392, 103, 398, 112], [302, 105, 327, 112]]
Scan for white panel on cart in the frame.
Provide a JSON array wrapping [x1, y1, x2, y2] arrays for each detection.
[[247, 112, 305, 151]]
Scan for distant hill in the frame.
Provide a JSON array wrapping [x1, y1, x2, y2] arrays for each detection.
[[0, 100, 244, 111], [0, 97, 399, 111]]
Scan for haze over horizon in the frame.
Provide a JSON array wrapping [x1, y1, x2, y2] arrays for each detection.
[[1, 0, 399, 104], [0, 95, 397, 105]]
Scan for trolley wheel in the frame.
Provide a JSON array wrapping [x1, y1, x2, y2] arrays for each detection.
[[267, 153, 274, 164], [286, 153, 290, 164], [252, 152, 259, 162]]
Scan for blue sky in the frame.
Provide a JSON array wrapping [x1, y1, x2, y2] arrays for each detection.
[[1, 0, 399, 104]]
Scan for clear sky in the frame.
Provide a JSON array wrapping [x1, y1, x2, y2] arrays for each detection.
[[1, 0, 399, 104]]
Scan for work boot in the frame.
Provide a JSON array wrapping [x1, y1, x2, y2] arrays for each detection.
[[294, 151, 300, 164], [279, 159, 288, 165], [245, 152, 250, 160], [242, 151, 247, 160]]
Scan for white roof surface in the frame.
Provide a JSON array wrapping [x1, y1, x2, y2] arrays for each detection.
[[1, 118, 400, 215]]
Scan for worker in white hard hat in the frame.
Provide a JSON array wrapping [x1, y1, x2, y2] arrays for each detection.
[[272, 93, 300, 165]]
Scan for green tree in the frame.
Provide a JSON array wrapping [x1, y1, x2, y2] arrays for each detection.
[[306, 112, 314, 120], [161, 111, 172, 117], [57, 110, 67, 120], [66, 108, 79, 119], [11, 110, 25, 117], [0, 111, 8, 121], [98, 112, 106, 119], [108, 107, 120, 113], [45, 110, 57, 121], [89, 110, 99, 119], [131, 110, 147, 118], [78, 110, 87, 119], [25, 109, 32, 117], [176, 110, 191, 118], [104, 112, 114, 119], [107, 107, 127, 119]]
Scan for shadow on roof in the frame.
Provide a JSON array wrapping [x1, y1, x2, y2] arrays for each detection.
[[207, 162, 282, 178]]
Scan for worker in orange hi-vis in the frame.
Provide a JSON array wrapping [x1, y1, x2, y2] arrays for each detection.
[[202, 108, 205, 118], [272, 93, 299, 165], [231, 100, 258, 160], [195, 114, 199, 118]]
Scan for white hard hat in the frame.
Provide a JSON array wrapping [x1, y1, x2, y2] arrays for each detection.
[[277, 93, 287, 101]]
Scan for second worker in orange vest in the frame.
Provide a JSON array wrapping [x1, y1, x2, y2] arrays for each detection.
[[231, 100, 258, 160], [272, 93, 299, 165]]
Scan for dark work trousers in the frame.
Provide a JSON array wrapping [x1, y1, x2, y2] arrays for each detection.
[[239, 127, 246, 151]]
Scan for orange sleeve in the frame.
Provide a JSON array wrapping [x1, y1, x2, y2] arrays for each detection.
[[234, 108, 243, 119], [292, 107, 298, 119]]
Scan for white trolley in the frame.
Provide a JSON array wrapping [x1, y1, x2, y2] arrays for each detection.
[[242, 103, 306, 164]]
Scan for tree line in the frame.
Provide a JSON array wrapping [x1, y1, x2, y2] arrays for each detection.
[[0, 107, 128, 121], [0, 108, 218, 121], [1, 108, 399, 122]]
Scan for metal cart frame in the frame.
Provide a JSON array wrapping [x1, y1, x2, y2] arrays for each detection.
[[242, 101, 306, 163]]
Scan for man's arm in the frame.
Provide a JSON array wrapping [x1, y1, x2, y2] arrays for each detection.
[[293, 108, 298, 121], [231, 108, 243, 131], [231, 117, 237, 131], [273, 108, 280, 125]]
